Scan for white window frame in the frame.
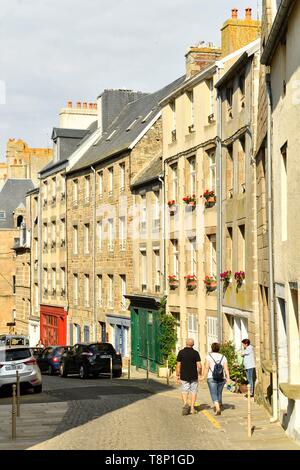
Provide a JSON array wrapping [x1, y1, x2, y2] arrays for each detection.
[[171, 164, 178, 200], [73, 274, 78, 305], [52, 268, 56, 291], [209, 151, 216, 191], [119, 216, 126, 250], [73, 179, 78, 203], [73, 225, 78, 255], [210, 79, 214, 115], [189, 157, 196, 194], [61, 267, 66, 290], [97, 274, 103, 307], [154, 249, 160, 288], [108, 167, 114, 195], [98, 171, 103, 198], [108, 218, 114, 252], [97, 220, 103, 251], [170, 100, 176, 131], [84, 176, 90, 204], [189, 237, 197, 275], [208, 234, 217, 275], [172, 240, 179, 278], [140, 249, 147, 289], [108, 275, 114, 308], [120, 275, 126, 310], [84, 274, 90, 307], [120, 162, 125, 191], [84, 223, 90, 254]]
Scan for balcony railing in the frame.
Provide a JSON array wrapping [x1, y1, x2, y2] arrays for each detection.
[[60, 239, 66, 247], [61, 288, 66, 297], [155, 284, 161, 293], [51, 195, 56, 205], [108, 300, 114, 308], [153, 219, 160, 231]]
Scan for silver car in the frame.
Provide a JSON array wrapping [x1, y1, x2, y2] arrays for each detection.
[[0, 346, 42, 393]]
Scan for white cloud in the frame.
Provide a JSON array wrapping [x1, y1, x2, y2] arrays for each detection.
[[0, 0, 258, 158]]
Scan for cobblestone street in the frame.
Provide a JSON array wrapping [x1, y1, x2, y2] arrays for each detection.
[[0, 371, 299, 450]]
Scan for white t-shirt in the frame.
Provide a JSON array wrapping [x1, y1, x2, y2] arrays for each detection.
[[206, 352, 227, 379]]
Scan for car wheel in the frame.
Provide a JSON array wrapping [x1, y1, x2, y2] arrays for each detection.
[[113, 370, 122, 378], [60, 363, 68, 377], [79, 365, 88, 379], [48, 365, 54, 376], [33, 384, 42, 394]]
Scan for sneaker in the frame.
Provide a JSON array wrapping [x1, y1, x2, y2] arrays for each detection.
[[182, 404, 191, 416]]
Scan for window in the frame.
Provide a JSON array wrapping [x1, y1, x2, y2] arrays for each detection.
[[51, 268, 56, 294], [238, 137, 246, 192], [97, 275, 103, 307], [171, 239, 179, 278], [119, 216, 126, 250], [98, 171, 103, 198], [61, 175, 65, 197], [84, 274, 90, 307], [281, 143, 287, 241], [209, 79, 214, 115], [84, 176, 90, 204], [73, 179, 78, 204], [51, 221, 56, 247], [108, 167, 114, 195], [153, 191, 160, 231], [97, 220, 103, 251], [43, 223, 48, 245], [84, 223, 90, 254], [171, 163, 178, 200], [238, 225, 245, 272], [208, 150, 216, 191], [226, 227, 233, 272], [140, 249, 147, 291], [140, 195, 147, 233], [189, 237, 197, 275], [34, 284, 39, 310], [188, 157, 196, 194], [120, 275, 126, 310], [108, 218, 114, 251], [52, 177, 56, 199], [43, 268, 48, 291], [108, 275, 114, 308], [12, 275, 16, 294], [120, 163, 125, 190], [0, 211, 6, 220], [43, 181, 48, 203], [61, 268, 66, 295], [170, 100, 176, 131], [188, 314, 198, 350], [154, 249, 160, 291], [73, 274, 78, 305], [208, 234, 217, 275], [73, 225, 78, 254], [226, 145, 233, 197], [187, 90, 195, 130], [60, 218, 65, 246]]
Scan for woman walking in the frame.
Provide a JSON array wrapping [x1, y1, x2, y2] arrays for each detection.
[[201, 342, 230, 415]]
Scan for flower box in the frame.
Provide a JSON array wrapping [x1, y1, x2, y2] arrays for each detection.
[[234, 271, 245, 287], [220, 270, 232, 285], [201, 190, 216, 208], [183, 195, 197, 207], [184, 275, 197, 290], [168, 275, 179, 290], [204, 275, 217, 292], [167, 200, 177, 215]]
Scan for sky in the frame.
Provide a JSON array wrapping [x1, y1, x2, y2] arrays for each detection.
[[0, 0, 259, 160]]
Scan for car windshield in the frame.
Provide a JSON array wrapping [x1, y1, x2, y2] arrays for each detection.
[[0, 348, 32, 362], [89, 344, 115, 354]]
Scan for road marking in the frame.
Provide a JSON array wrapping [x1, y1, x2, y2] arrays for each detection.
[[201, 409, 222, 429]]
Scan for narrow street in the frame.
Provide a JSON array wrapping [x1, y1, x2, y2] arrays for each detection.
[[0, 372, 299, 450]]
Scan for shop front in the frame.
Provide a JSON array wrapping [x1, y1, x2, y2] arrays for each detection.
[[40, 305, 67, 346]]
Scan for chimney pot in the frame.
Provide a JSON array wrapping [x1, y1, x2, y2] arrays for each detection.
[[231, 8, 238, 19], [94, 103, 97, 109], [67, 101, 72, 108], [245, 7, 252, 19], [83, 102, 87, 109], [77, 101, 82, 108]]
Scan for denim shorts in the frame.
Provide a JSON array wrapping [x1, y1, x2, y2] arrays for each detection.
[[181, 380, 198, 394]]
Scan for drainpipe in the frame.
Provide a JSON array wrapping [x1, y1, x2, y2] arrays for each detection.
[[266, 72, 278, 422], [158, 171, 166, 295], [91, 166, 97, 342], [216, 86, 223, 342], [38, 179, 42, 341]]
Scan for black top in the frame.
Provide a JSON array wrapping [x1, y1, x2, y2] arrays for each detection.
[[177, 347, 201, 382]]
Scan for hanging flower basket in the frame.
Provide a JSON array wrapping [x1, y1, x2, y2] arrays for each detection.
[[204, 275, 217, 292], [220, 270, 232, 285], [168, 275, 179, 290], [183, 195, 197, 208], [184, 275, 197, 290], [234, 271, 245, 287], [167, 200, 177, 215], [201, 190, 216, 208]]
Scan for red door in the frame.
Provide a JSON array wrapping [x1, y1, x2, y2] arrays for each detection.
[[40, 306, 67, 346]]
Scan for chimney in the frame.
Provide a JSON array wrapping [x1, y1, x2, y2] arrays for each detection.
[[77, 101, 82, 108], [67, 101, 72, 108], [221, 8, 261, 57], [185, 44, 222, 79], [231, 8, 238, 19], [245, 7, 252, 20]]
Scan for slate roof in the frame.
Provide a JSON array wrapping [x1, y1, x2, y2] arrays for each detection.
[[51, 128, 89, 140], [69, 76, 186, 173], [131, 155, 162, 189], [0, 179, 34, 229]]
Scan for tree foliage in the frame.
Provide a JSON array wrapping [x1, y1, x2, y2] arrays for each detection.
[[159, 296, 177, 362]]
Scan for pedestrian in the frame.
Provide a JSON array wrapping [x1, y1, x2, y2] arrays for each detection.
[[36, 339, 45, 348], [176, 338, 202, 415], [201, 342, 230, 416], [241, 338, 256, 397]]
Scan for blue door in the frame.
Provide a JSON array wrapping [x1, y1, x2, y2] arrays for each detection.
[[84, 325, 90, 342]]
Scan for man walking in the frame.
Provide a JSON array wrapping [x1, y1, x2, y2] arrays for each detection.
[[241, 338, 256, 397], [176, 338, 202, 415]]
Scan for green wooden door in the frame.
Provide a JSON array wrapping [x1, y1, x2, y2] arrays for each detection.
[[131, 307, 162, 373]]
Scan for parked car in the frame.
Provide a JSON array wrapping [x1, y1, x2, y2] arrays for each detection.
[[37, 346, 70, 375], [59, 342, 122, 379], [0, 345, 42, 393]]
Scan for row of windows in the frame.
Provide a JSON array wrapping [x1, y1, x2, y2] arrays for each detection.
[[72, 162, 126, 205], [169, 236, 216, 278], [43, 267, 66, 295], [139, 248, 161, 292], [72, 273, 127, 310]]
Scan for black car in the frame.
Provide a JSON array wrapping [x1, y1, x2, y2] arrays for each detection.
[[37, 346, 70, 375], [59, 342, 122, 379], [31, 347, 44, 359]]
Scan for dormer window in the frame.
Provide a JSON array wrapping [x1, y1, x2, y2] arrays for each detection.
[[106, 130, 117, 141], [0, 211, 6, 220], [126, 119, 138, 131], [17, 215, 23, 228]]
